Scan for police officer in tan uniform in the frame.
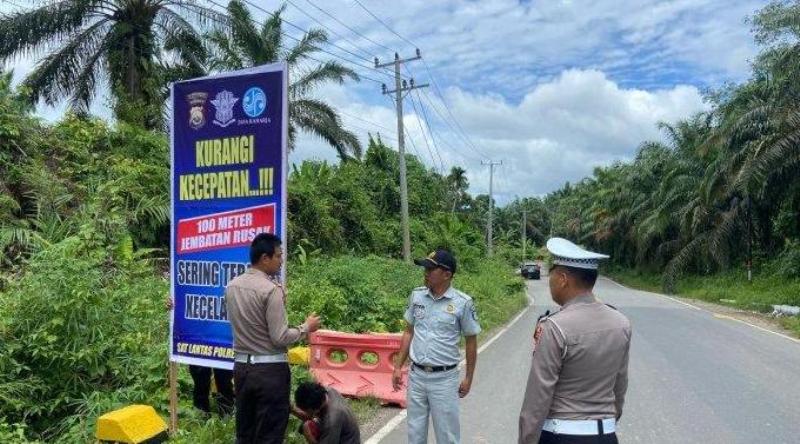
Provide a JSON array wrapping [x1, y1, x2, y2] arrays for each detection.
[[519, 238, 631, 444], [226, 233, 321, 444]]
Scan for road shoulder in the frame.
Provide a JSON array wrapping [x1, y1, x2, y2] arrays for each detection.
[[602, 276, 800, 342]]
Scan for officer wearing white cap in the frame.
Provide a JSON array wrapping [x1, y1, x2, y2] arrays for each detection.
[[392, 249, 481, 444], [519, 238, 631, 444]]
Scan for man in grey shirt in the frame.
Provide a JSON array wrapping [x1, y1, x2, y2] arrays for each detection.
[[226, 233, 321, 443], [393, 249, 481, 444], [294, 381, 361, 444], [519, 238, 631, 444]]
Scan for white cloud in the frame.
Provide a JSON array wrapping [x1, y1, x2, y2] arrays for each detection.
[[0, 0, 759, 203], [442, 69, 709, 201], [290, 68, 708, 204]]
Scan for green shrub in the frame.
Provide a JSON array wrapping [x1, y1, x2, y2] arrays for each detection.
[[0, 237, 168, 441]]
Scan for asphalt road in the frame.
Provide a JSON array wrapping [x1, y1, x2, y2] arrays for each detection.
[[373, 275, 800, 443]]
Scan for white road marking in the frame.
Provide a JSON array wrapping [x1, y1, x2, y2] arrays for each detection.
[[604, 277, 800, 344], [602, 277, 701, 310], [364, 291, 536, 443], [713, 313, 800, 344]]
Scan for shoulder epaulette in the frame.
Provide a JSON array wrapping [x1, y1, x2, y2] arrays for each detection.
[[451, 288, 473, 301]]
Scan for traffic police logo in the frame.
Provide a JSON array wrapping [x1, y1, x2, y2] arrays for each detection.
[[186, 92, 208, 129], [243, 86, 267, 117], [211, 90, 238, 127]]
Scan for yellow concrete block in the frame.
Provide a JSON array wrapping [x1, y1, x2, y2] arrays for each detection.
[[289, 346, 310, 366], [95, 404, 167, 443]]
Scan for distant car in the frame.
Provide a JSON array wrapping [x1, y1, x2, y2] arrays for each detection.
[[521, 263, 541, 280]]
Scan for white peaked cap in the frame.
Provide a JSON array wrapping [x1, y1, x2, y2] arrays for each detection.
[[546, 237, 610, 270]]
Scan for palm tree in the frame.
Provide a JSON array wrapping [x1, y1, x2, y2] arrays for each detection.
[[446, 166, 469, 213], [0, 0, 221, 128], [206, 1, 361, 160]]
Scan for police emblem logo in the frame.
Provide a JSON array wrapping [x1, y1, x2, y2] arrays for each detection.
[[446, 303, 455, 314], [211, 90, 239, 127], [186, 92, 208, 129], [413, 303, 426, 319]]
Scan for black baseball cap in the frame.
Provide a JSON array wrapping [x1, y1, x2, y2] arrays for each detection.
[[414, 249, 457, 274]]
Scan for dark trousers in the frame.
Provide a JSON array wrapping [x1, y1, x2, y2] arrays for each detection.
[[539, 431, 619, 444], [234, 362, 291, 444], [188, 365, 234, 415]]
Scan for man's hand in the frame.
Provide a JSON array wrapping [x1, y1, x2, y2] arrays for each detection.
[[392, 367, 404, 391], [458, 377, 472, 398], [291, 404, 312, 421], [305, 313, 322, 332]]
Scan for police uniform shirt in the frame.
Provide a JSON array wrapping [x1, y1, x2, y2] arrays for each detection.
[[518, 294, 632, 443], [225, 268, 303, 355], [404, 286, 481, 366]]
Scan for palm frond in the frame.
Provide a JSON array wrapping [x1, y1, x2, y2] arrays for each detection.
[[0, 0, 101, 60], [291, 60, 359, 97]]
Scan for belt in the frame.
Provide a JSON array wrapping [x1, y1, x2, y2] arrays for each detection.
[[234, 352, 288, 364], [412, 362, 458, 373], [542, 418, 616, 435]]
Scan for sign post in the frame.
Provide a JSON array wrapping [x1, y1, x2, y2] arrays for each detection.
[[168, 63, 289, 423]]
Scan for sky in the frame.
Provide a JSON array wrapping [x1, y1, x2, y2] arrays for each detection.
[[0, 0, 768, 204]]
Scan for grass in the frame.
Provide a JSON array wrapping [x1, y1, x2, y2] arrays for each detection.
[[606, 266, 800, 337]]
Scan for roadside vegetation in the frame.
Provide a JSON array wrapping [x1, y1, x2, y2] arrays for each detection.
[[2, 0, 798, 441]]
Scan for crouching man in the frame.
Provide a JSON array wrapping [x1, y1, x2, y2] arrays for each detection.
[[293, 381, 361, 444]]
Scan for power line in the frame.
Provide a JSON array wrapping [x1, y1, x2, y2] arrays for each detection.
[[337, 109, 396, 134], [304, 0, 395, 54], [416, 87, 487, 162], [282, 0, 400, 81], [413, 88, 447, 172], [3, 0, 26, 11], [403, 127, 422, 159], [420, 58, 489, 159], [237, 0, 378, 68], [346, 121, 398, 143], [352, 0, 492, 162], [352, 0, 417, 48], [205, 0, 388, 84], [402, 63, 450, 172], [406, 84, 442, 173], [284, 0, 375, 60]]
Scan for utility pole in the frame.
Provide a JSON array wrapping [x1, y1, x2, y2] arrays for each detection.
[[746, 196, 753, 282], [377, 49, 428, 263], [522, 208, 527, 263], [483, 160, 502, 256]]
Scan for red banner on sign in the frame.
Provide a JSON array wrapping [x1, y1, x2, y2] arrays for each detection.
[[177, 204, 275, 253]]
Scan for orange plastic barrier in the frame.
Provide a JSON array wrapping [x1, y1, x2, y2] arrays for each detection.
[[309, 330, 408, 408]]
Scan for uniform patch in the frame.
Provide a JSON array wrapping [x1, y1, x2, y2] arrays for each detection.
[[533, 310, 550, 349], [413, 303, 426, 319], [446, 303, 455, 314], [533, 324, 544, 346], [471, 306, 478, 321]]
